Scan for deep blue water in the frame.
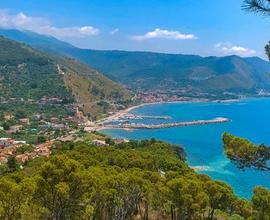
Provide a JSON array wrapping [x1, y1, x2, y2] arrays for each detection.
[[102, 98, 270, 199]]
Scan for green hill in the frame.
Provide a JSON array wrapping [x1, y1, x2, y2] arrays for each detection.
[[0, 36, 131, 118], [1, 29, 269, 99], [62, 50, 270, 98]]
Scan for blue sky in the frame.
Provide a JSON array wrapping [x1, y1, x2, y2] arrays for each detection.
[[0, 0, 269, 58]]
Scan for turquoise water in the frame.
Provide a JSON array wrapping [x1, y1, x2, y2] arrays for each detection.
[[102, 98, 270, 199]]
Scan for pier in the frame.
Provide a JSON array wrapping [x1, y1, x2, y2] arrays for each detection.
[[104, 117, 230, 129], [120, 113, 171, 120]]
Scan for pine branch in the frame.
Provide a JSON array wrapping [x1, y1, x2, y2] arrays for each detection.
[[243, 0, 270, 15]]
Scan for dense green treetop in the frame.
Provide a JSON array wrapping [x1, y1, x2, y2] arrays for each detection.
[[0, 139, 268, 219], [223, 132, 270, 171]]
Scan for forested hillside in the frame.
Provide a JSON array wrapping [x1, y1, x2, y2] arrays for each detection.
[[63, 50, 270, 96], [0, 36, 72, 101], [0, 36, 132, 118], [0, 139, 268, 219], [1, 29, 270, 98]]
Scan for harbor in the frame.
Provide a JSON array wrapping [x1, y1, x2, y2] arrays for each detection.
[[101, 117, 230, 130]]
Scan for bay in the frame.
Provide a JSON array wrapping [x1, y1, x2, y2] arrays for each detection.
[[102, 98, 270, 199]]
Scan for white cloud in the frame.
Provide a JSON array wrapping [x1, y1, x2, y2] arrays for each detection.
[[0, 10, 99, 38], [131, 28, 197, 41], [215, 42, 256, 57], [110, 28, 119, 35]]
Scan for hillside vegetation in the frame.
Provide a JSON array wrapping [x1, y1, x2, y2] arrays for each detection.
[[0, 139, 269, 219], [64, 50, 270, 97], [0, 36, 131, 118], [0, 36, 71, 101], [1, 29, 269, 98]]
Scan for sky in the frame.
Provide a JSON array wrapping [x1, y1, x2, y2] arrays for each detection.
[[0, 0, 269, 58]]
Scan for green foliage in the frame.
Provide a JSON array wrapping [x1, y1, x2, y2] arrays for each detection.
[[16, 145, 34, 154], [7, 156, 19, 172], [0, 177, 34, 220], [0, 37, 72, 101], [0, 140, 267, 219], [33, 156, 86, 219], [0, 36, 132, 120], [223, 132, 270, 171], [37, 136, 47, 144], [0, 165, 8, 176], [252, 186, 270, 220], [2, 122, 10, 131], [204, 180, 236, 219], [64, 50, 270, 97], [105, 137, 114, 145], [15, 109, 27, 119]]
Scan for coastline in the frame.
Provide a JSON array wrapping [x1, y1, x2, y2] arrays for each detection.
[[97, 97, 270, 200], [124, 98, 243, 113], [95, 98, 240, 131], [111, 98, 242, 117]]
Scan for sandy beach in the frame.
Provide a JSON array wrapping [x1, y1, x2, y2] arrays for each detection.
[[94, 97, 241, 128]]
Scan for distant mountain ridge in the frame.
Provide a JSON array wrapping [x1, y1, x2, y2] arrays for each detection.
[[1, 29, 269, 98], [0, 36, 131, 118]]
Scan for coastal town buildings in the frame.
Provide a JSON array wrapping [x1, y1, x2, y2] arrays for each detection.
[[19, 118, 30, 125], [7, 125, 23, 134], [92, 139, 108, 146], [0, 138, 14, 148]]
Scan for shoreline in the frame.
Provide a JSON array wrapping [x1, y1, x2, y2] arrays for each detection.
[[123, 98, 244, 113], [94, 96, 270, 131], [104, 98, 242, 120], [95, 98, 239, 131]]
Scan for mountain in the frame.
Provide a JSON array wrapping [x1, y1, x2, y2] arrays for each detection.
[[64, 50, 270, 96], [0, 29, 75, 51], [0, 36, 131, 118], [1, 29, 270, 98]]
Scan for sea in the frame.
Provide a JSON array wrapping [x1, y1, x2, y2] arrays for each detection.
[[102, 98, 270, 199]]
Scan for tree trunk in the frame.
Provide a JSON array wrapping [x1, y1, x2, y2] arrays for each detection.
[[143, 202, 148, 220], [170, 205, 174, 220], [208, 208, 215, 220]]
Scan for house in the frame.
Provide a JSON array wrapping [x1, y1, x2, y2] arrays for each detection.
[[84, 127, 96, 132], [19, 118, 30, 125], [16, 154, 29, 163], [92, 139, 108, 147], [51, 123, 67, 130], [64, 116, 74, 122], [57, 135, 75, 142], [48, 97, 63, 103], [32, 114, 42, 121], [7, 125, 23, 134], [50, 117, 59, 123], [0, 138, 15, 148], [37, 148, 50, 157], [35, 145, 51, 157]]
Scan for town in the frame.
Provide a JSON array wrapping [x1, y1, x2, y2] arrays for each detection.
[[0, 97, 129, 169]]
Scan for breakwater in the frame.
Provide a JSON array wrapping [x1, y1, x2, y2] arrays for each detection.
[[105, 117, 230, 129], [121, 113, 171, 120]]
